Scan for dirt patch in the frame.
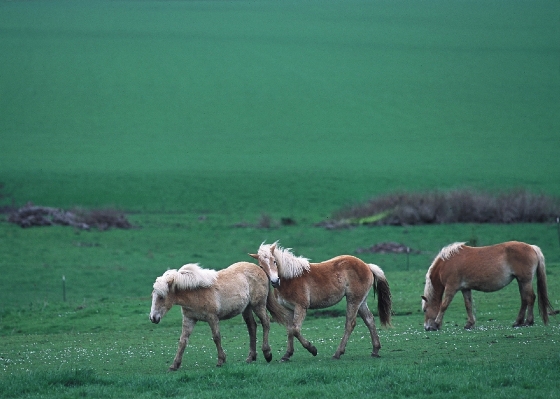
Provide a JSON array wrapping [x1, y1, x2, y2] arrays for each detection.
[[356, 242, 421, 254]]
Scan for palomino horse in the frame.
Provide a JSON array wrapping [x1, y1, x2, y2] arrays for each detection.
[[149, 262, 287, 369], [422, 241, 555, 331], [250, 242, 392, 361]]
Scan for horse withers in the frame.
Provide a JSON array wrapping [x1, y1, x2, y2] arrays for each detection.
[[250, 242, 392, 361], [149, 262, 287, 370], [422, 241, 555, 331]]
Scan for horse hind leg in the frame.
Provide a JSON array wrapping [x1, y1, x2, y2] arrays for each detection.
[[514, 280, 536, 327], [462, 289, 476, 329], [251, 303, 273, 362], [357, 301, 381, 358], [242, 307, 258, 363], [207, 316, 226, 367], [333, 300, 360, 359]]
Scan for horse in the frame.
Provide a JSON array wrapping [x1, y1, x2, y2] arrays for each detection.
[[250, 242, 392, 361], [421, 241, 555, 331], [149, 261, 288, 370]]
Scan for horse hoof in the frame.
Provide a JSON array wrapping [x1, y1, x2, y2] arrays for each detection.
[[310, 346, 318, 356], [168, 366, 179, 372], [281, 357, 291, 362], [332, 354, 341, 360], [264, 353, 273, 363], [371, 353, 380, 358], [464, 324, 474, 330], [246, 354, 257, 363]]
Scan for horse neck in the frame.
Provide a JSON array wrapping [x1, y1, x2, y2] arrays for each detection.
[[427, 259, 445, 303]]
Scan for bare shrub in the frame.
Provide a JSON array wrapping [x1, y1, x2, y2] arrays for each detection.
[[322, 189, 560, 228], [74, 208, 132, 231], [8, 203, 132, 230]]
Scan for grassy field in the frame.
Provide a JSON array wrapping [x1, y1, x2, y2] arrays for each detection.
[[1, 0, 560, 398], [1, 0, 559, 216]]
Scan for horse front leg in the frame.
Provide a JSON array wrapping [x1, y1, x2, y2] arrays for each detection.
[[289, 305, 317, 358], [252, 304, 273, 362], [461, 289, 476, 329], [170, 313, 196, 371], [242, 307, 258, 363], [434, 289, 458, 330], [281, 309, 295, 361], [207, 316, 226, 367]]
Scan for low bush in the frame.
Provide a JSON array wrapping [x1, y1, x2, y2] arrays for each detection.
[[7, 203, 132, 230], [321, 189, 560, 228]]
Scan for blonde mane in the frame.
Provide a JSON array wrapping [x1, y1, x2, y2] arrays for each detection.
[[153, 263, 218, 297], [259, 241, 310, 279], [423, 242, 466, 301], [438, 242, 466, 260]]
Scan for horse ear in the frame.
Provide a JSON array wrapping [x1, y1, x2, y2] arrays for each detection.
[[249, 253, 258, 260], [421, 295, 428, 301], [166, 275, 174, 288], [270, 242, 276, 253]]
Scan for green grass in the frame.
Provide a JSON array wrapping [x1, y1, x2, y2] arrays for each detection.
[[1, 1, 560, 398]]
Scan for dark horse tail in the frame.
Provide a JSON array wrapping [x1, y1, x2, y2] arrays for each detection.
[[368, 264, 393, 327], [266, 286, 289, 326], [532, 245, 555, 324]]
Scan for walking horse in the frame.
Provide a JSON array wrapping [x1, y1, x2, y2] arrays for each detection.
[[250, 242, 392, 361], [150, 262, 288, 369]]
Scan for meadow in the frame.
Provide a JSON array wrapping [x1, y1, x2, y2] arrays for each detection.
[[1, 0, 560, 397]]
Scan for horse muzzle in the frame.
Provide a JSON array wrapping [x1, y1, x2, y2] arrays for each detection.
[[271, 278, 280, 288], [150, 315, 161, 324], [424, 321, 440, 331]]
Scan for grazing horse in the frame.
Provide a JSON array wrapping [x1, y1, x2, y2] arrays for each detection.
[[422, 241, 555, 331], [149, 262, 287, 370], [250, 242, 392, 361]]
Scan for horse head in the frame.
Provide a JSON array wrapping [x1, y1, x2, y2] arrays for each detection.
[[149, 272, 175, 324], [421, 295, 441, 331], [250, 242, 281, 288]]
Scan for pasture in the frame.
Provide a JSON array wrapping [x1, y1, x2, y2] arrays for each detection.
[[1, 0, 559, 398]]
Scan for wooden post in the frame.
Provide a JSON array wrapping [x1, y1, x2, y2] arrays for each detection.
[[406, 247, 410, 271], [557, 217, 560, 247]]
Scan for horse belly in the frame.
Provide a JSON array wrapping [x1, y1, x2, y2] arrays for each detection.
[[309, 291, 345, 309], [463, 271, 514, 292], [216, 294, 250, 320]]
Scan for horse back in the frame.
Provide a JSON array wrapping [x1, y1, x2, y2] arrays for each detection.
[[179, 262, 268, 321], [279, 255, 374, 309], [437, 241, 538, 292]]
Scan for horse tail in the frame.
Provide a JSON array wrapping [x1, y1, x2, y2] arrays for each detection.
[[532, 245, 555, 324], [368, 264, 393, 327], [266, 287, 289, 326]]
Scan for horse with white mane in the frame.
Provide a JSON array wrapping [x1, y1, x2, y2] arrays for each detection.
[[149, 262, 288, 369], [250, 242, 392, 361], [422, 241, 555, 331]]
